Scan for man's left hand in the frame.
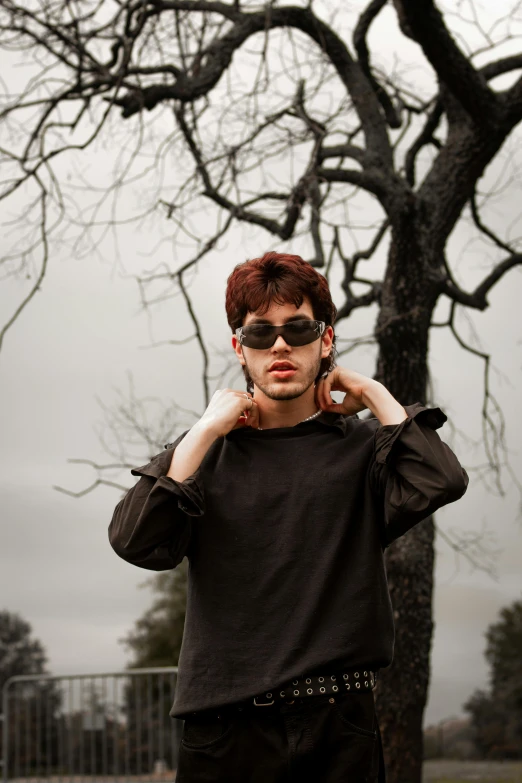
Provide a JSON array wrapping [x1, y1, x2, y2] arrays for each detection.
[[315, 366, 408, 425], [315, 367, 376, 416]]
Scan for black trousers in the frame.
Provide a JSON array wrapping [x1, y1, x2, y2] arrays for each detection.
[[175, 690, 385, 782]]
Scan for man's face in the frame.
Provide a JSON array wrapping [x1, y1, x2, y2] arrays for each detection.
[[232, 297, 334, 401]]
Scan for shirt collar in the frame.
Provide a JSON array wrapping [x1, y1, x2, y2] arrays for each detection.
[[306, 410, 352, 433]]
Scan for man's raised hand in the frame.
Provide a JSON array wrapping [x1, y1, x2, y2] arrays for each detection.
[[315, 367, 407, 425], [315, 367, 379, 416], [199, 388, 260, 437]]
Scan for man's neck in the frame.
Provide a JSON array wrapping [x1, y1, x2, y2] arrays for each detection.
[[253, 387, 320, 430]]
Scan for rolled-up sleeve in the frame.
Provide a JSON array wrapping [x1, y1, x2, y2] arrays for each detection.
[[108, 430, 204, 570], [370, 403, 469, 547]]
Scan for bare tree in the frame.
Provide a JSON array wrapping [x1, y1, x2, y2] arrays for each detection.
[[2, 2, 522, 781]]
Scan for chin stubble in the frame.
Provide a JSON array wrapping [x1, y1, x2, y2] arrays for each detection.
[[243, 346, 322, 401]]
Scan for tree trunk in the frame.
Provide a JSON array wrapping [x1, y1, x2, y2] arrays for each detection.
[[376, 519, 436, 783], [373, 223, 440, 783]]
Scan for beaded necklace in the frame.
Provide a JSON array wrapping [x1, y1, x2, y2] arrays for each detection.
[[257, 409, 322, 431]]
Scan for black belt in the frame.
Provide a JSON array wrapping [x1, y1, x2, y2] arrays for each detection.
[[182, 669, 378, 719], [249, 668, 377, 706], [181, 669, 382, 779]]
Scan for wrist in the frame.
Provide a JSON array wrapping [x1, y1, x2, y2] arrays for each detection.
[[166, 420, 219, 483], [193, 417, 223, 442], [361, 381, 407, 426], [360, 379, 384, 409]]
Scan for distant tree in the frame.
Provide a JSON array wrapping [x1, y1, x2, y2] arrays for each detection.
[[423, 717, 475, 761], [0, 610, 48, 690], [463, 689, 508, 759], [0, 610, 61, 775], [485, 598, 522, 696], [121, 561, 188, 668], [120, 571, 187, 774], [464, 599, 522, 759]]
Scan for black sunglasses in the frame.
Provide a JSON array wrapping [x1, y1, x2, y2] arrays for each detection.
[[235, 319, 326, 349]]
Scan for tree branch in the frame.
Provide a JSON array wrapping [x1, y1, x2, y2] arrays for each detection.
[[480, 54, 522, 82], [173, 94, 361, 249], [503, 73, 522, 124], [469, 188, 515, 255], [318, 143, 367, 165], [442, 254, 522, 310], [353, 0, 401, 128], [333, 220, 388, 322], [435, 521, 500, 580], [105, 1, 394, 169], [53, 477, 131, 497], [0, 181, 49, 354], [335, 283, 382, 320], [177, 270, 210, 407], [447, 302, 507, 495], [404, 98, 443, 186], [317, 166, 385, 196], [392, 0, 500, 124], [317, 166, 408, 218], [174, 103, 290, 238]]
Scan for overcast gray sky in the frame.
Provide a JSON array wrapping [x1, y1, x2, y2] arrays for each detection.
[[1, 226, 521, 726], [1, 0, 521, 729]]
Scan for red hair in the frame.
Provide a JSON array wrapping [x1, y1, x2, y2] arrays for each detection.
[[226, 251, 337, 389]]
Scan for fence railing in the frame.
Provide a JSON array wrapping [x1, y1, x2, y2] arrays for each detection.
[[1, 668, 182, 782]]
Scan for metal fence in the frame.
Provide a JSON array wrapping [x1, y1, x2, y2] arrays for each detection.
[[1, 668, 183, 782]]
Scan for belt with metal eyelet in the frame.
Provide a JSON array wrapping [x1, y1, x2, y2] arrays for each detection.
[[249, 669, 377, 707]]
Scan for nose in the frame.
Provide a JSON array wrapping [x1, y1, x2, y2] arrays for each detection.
[[272, 334, 291, 351]]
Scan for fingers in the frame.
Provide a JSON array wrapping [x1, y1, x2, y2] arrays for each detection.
[[317, 374, 350, 414], [227, 389, 259, 429], [237, 392, 254, 417], [315, 377, 325, 409], [245, 399, 260, 428], [207, 388, 258, 434], [215, 388, 253, 399], [316, 375, 336, 411], [215, 388, 254, 412], [234, 399, 259, 429]]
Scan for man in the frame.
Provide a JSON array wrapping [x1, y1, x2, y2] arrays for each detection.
[[109, 251, 468, 782]]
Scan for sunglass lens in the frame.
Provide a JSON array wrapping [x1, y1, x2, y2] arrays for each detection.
[[241, 324, 275, 348], [241, 320, 319, 348], [283, 321, 318, 346]]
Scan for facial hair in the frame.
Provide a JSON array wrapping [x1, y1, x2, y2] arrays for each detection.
[[242, 343, 323, 401]]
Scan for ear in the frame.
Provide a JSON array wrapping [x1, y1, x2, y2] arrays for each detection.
[[321, 325, 334, 359], [232, 334, 245, 365]]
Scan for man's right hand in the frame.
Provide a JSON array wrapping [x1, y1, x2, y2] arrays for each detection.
[[167, 389, 259, 483], [199, 388, 260, 437]]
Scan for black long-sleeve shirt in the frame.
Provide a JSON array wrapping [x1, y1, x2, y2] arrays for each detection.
[[108, 403, 468, 718]]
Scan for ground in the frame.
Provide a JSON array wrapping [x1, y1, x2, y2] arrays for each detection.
[[423, 760, 522, 783]]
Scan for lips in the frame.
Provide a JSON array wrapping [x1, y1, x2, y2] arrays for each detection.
[[269, 362, 297, 379], [269, 362, 296, 371]]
